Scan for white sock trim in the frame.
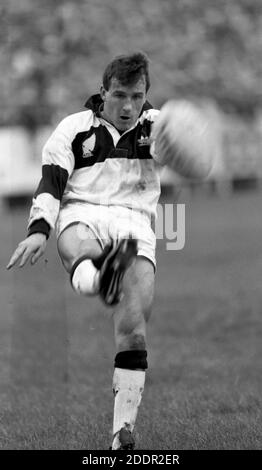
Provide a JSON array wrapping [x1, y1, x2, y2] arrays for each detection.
[[112, 368, 145, 438]]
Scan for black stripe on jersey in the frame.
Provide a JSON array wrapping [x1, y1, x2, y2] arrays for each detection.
[[34, 164, 69, 200], [72, 120, 153, 169], [72, 126, 114, 170], [27, 218, 50, 239]]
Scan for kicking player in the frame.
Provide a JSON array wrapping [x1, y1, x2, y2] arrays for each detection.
[[7, 52, 161, 450]]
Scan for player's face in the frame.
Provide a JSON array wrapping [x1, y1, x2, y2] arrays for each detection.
[[100, 77, 147, 131]]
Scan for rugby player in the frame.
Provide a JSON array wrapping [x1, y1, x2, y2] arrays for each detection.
[[7, 52, 162, 450]]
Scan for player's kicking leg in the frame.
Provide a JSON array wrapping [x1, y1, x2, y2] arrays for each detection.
[[57, 223, 138, 306], [70, 238, 138, 306], [98, 238, 138, 306]]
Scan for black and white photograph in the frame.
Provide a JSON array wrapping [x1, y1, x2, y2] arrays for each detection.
[[1, 0, 262, 460]]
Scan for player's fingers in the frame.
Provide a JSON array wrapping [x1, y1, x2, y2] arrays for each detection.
[[31, 247, 44, 265], [18, 248, 32, 268], [6, 245, 27, 270]]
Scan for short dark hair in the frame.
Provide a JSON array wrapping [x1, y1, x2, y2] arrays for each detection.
[[102, 52, 150, 92]]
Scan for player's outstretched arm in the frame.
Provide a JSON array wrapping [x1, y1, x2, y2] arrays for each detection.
[[6, 233, 47, 270]]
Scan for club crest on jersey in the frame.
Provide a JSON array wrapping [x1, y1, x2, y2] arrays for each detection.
[[82, 134, 96, 158], [138, 119, 152, 146], [138, 135, 151, 146]]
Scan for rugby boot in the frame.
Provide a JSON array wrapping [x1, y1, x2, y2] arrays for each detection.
[[99, 238, 138, 306], [111, 427, 135, 450]]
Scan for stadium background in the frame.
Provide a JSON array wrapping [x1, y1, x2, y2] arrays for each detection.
[[1, 0, 262, 449]]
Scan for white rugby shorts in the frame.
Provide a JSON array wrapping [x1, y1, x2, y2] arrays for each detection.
[[56, 201, 156, 268]]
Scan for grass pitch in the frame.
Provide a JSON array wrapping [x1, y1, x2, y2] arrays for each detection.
[[1, 188, 262, 449]]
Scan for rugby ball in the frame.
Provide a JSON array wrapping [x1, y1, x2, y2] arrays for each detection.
[[151, 100, 214, 179]]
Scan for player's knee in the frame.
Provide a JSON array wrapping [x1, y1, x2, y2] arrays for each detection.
[[59, 241, 101, 272], [57, 224, 102, 273], [57, 241, 73, 272]]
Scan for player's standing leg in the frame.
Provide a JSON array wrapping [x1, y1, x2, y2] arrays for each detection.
[[111, 257, 155, 450]]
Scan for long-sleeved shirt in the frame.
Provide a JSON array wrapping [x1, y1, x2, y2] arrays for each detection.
[[27, 94, 161, 239]]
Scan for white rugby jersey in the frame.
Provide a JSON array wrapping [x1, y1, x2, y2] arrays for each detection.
[[27, 95, 161, 238]]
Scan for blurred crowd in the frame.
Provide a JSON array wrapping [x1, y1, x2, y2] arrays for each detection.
[[1, 0, 262, 196]]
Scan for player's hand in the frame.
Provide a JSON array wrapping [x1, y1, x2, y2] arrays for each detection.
[[6, 233, 47, 270]]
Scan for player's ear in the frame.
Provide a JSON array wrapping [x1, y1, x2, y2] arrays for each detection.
[[100, 85, 106, 101]]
